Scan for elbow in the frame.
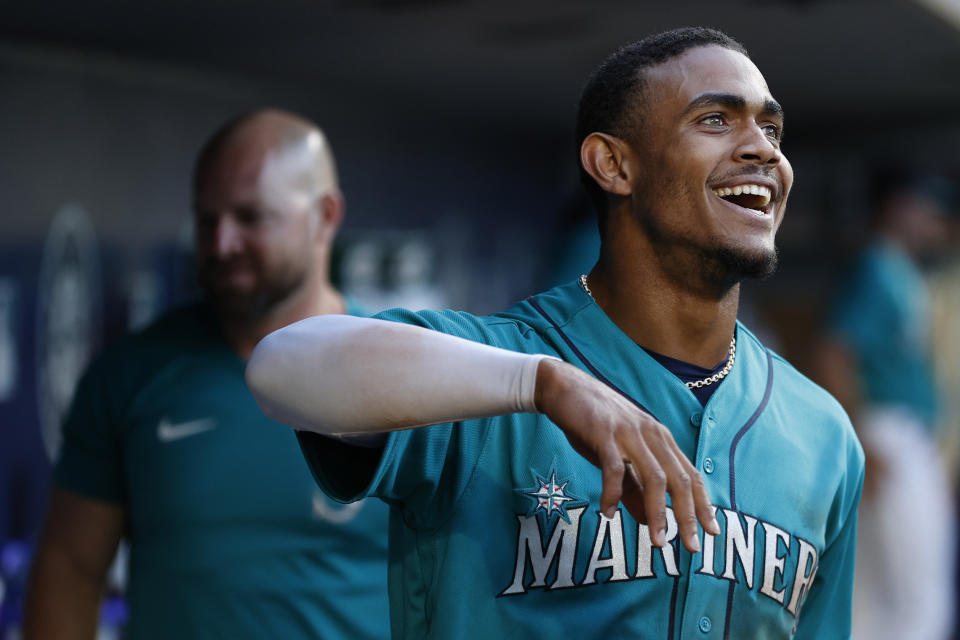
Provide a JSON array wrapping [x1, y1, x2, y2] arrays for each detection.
[[246, 315, 380, 434], [245, 331, 299, 427], [245, 325, 340, 435]]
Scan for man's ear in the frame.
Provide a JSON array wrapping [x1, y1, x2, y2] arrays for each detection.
[[580, 132, 635, 197], [313, 191, 344, 245]]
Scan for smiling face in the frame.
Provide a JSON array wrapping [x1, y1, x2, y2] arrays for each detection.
[[193, 130, 321, 320], [624, 45, 793, 286]]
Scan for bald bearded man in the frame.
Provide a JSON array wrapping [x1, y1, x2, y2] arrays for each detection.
[[23, 110, 390, 640]]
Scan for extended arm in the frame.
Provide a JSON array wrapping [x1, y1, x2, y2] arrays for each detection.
[[24, 488, 124, 640], [247, 315, 718, 550]]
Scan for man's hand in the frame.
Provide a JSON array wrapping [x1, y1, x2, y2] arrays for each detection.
[[535, 358, 720, 552]]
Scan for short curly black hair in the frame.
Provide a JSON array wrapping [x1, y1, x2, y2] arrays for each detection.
[[576, 27, 749, 227]]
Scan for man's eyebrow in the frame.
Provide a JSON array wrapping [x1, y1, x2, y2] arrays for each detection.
[[682, 92, 784, 119], [762, 99, 784, 119]]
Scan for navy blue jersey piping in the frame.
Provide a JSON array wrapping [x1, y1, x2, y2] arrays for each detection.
[[668, 573, 680, 640], [722, 349, 774, 640], [723, 582, 736, 640], [728, 349, 774, 510], [526, 296, 654, 418]]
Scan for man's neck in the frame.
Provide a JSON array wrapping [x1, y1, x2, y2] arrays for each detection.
[[220, 284, 346, 360], [588, 240, 740, 369]]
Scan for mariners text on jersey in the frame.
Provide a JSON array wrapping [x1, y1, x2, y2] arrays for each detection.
[[500, 503, 817, 619]]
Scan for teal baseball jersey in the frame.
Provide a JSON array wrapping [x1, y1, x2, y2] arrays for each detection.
[[55, 303, 390, 640], [828, 241, 938, 427], [302, 281, 864, 639]]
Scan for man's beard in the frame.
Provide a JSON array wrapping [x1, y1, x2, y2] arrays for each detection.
[[688, 242, 779, 296], [634, 178, 780, 294], [638, 219, 781, 296], [636, 212, 780, 295], [200, 264, 306, 323], [712, 244, 779, 280], [206, 287, 274, 322]]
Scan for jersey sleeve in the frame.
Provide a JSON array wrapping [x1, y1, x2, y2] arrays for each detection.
[[298, 307, 528, 530], [792, 434, 865, 639], [53, 352, 127, 505]]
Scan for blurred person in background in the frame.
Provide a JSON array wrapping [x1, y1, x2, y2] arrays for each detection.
[[22, 109, 390, 639], [815, 170, 955, 640]]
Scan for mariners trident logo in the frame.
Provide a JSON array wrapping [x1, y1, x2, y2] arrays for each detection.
[[519, 467, 587, 523]]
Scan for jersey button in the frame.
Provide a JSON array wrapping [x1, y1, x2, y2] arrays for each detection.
[[698, 616, 712, 633], [690, 411, 703, 427], [702, 458, 715, 474]]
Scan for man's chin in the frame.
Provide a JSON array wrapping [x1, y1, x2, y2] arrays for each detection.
[[206, 289, 264, 319], [713, 245, 778, 281]]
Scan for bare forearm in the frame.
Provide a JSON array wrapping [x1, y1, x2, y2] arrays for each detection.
[[24, 489, 123, 640], [24, 547, 103, 640]]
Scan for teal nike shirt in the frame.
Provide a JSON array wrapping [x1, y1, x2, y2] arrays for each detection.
[[302, 281, 864, 639], [55, 302, 390, 639]]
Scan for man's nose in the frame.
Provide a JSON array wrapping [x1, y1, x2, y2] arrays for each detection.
[[210, 216, 244, 257], [735, 124, 781, 167]]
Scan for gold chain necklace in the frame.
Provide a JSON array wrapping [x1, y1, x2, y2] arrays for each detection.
[[578, 274, 736, 389]]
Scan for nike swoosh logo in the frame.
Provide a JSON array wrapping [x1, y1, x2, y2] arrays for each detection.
[[157, 417, 217, 442]]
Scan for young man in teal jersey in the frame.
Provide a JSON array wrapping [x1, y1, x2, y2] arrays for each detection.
[[248, 29, 864, 639], [24, 110, 390, 639]]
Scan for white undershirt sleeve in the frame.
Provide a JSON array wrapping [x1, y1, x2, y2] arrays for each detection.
[[245, 314, 554, 436]]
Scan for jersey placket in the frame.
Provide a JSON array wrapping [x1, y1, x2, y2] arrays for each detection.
[[533, 295, 730, 638], [676, 328, 775, 639]]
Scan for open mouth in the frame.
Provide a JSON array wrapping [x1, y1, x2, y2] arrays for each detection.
[[711, 184, 772, 215]]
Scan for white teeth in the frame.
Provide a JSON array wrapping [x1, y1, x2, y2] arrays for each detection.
[[711, 184, 772, 208]]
